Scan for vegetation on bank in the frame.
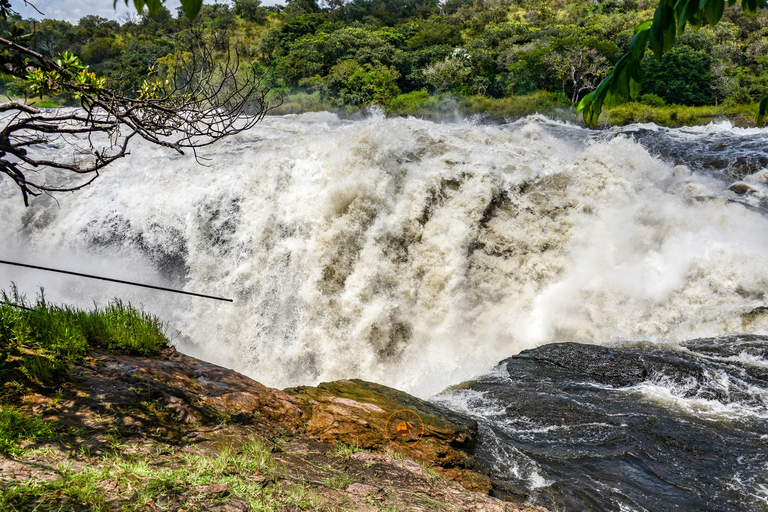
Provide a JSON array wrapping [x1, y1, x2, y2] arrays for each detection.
[[0, 290, 318, 511], [0, 287, 169, 458], [0, 287, 167, 389], [3, 0, 768, 126], [273, 89, 759, 126], [0, 437, 294, 511], [0, 292, 320, 511]]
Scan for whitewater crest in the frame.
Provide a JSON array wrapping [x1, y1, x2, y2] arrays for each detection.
[[2, 113, 768, 397]]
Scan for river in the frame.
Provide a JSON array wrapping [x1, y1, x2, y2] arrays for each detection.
[[1, 112, 767, 511]]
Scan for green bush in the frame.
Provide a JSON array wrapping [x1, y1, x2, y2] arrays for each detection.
[[639, 93, 666, 107], [321, 59, 401, 106], [642, 46, 716, 106], [386, 90, 432, 114]]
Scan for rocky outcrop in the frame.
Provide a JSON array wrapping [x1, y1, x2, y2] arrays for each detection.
[[3, 347, 546, 511], [285, 379, 494, 493]]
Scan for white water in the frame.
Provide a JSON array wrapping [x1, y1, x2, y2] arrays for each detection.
[[2, 112, 768, 397]]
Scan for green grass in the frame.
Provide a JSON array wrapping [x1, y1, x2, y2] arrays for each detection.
[[268, 90, 335, 115], [0, 404, 58, 456], [323, 472, 355, 489], [0, 286, 168, 386], [330, 441, 369, 458], [457, 91, 573, 120], [267, 87, 763, 129], [0, 439, 297, 512], [603, 101, 758, 127]]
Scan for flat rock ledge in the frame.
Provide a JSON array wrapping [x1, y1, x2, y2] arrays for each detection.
[[2, 347, 547, 512]]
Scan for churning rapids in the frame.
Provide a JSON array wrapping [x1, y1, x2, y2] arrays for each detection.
[[2, 112, 768, 511]]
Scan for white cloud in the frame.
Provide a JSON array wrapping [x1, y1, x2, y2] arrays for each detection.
[[13, 0, 183, 22], [11, 0, 287, 24]]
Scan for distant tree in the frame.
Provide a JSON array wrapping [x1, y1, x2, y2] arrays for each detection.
[[423, 48, 472, 92], [77, 15, 119, 42], [128, 0, 204, 21], [642, 45, 715, 104], [30, 19, 77, 58], [321, 59, 400, 105], [234, 0, 267, 24], [542, 43, 611, 105]]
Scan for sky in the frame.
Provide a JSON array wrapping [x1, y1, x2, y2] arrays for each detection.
[[12, 0, 283, 24]]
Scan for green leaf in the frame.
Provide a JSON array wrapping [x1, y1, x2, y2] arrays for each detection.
[[133, 0, 145, 14], [579, 71, 615, 128], [741, 0, 758, 15], [677, 0, 701, 29], [146, 0, 163, 15], [577, 91, 593, 113], [650, 4, 676, 60], [630, 27, 650, 61], [180, 0, 203, 20], [628, 58, 644, 98], [704, 0, 725, 24], [757, 95, 768, 127], [635, 20, 653, 34]]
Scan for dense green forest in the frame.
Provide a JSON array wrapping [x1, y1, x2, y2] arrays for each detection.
[[4, 0, 768, 124]]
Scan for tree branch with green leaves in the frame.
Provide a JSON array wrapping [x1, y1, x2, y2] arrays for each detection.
[[578, 0, 767, 127], [0, 1, 277, 206]]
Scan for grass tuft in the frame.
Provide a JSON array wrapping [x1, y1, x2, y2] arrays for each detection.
[[0, 285, 168, 387], [331, 441, 370, 458], [0, 404, 57, 456]]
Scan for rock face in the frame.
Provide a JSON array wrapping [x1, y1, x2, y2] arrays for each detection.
[[4, 347, 545, 511], [284, 379, 494, 493]]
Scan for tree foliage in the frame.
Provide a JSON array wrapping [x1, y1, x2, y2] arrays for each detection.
[[643, 46, 715, 105], [0, 0, 764, 197]]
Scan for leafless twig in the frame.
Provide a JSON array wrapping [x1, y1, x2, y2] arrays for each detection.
[[0, 30, 280, 206]]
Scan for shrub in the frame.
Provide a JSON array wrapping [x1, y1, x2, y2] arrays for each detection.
[[642, 46, 716, 106], [322, 60, 401, 106], [639, 93, 666, 107]]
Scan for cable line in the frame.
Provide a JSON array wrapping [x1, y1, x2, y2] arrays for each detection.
[[0, 259, 233, 302]]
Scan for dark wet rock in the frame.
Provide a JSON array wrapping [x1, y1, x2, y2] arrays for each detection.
[[728, 182, 756, 195], [448, 338, 768, 512], [509, 342, 703, 390]]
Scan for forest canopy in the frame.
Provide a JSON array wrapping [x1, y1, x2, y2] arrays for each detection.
[[576, 0, 768, 126], [2, 0, 768, 136]]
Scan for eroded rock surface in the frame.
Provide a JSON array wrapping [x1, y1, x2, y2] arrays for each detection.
[[2, 348, 546, 511], [284, 379, 494, 493]]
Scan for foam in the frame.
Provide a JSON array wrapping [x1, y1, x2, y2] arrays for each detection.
[[2, 114, 768, 397]]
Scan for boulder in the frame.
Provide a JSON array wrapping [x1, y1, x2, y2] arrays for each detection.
[[284, 379, 493, 493]]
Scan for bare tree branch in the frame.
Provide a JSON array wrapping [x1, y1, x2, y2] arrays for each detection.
[[0, 29, 281, 206]]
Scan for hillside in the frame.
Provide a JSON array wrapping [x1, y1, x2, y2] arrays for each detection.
[[4, 0, 768, 125]]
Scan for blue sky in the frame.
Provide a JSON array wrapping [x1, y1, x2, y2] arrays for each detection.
[[12, 0, 283, 23]]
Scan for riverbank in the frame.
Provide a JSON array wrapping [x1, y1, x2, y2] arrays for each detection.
[[1, 348, 549, 511], [269, 90, 761, 128], [0, 298, 545, 511], [14, 90, 761, 128]]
